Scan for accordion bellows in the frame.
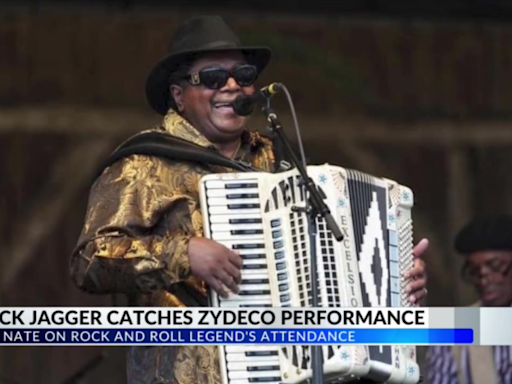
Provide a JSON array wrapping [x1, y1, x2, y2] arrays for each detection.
[[199, 164, 419, 384]]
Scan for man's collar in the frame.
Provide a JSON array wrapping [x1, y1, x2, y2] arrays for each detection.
[[161, 108, 268, 152], [162, 109, 214, 148]]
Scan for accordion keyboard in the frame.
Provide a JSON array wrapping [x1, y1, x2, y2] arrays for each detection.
[[202, 177, 283, 384]]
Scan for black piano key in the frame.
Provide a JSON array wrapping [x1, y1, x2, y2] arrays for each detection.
[[249, 377, 281, 383], [239, 290, 271, 296], [244, 264, 267, 270], [229, 218, 262, 224], [271, 188, 279, 209], [226, 183, 258, 189], [230, 229, 264, 235], [288, 176, 296, 203], [328, 346, 335, 359], [245, 351, 278, 357], [247, 366, 281, 372], [233, 244, 265, 250], [241, 304, 272, 308], [228, 203, 260, 209], [241, 253, 265, 260], [278, 180, 287, 204], [226, 193, 259, 199], [292, 347, 299, 367], [301, 347, 309, 369], [241, 278, 269, 284], [281, 347, 288, 358]]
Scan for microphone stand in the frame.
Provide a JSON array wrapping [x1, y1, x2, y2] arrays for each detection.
[[261, 98, 343, 384]]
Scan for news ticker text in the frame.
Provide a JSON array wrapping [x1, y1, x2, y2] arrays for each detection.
[[0, 307, 509, 345]]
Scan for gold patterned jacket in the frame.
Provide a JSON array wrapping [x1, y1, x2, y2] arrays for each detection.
[[70, 109, 277, 384]]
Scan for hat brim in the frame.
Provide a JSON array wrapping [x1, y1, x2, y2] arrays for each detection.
[[146, 46, 272, 115]]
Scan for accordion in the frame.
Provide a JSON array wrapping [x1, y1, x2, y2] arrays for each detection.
[[199, 164, 419, 384]]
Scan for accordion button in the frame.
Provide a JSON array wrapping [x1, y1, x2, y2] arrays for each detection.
[[273, 240, 284, 249], [276, 262, 286, 270], [280, 294, 290, 302]]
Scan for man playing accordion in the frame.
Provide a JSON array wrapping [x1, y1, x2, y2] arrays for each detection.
[[70, 15, 429, 384]]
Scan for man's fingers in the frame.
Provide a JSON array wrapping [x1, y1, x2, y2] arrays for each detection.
[[409, 286, 428, 305], [208, 277, 229, 299], [224, 262, 242, 285], [227, 250, 244, 269], [215, 270, 239, 294], [413, 238, 429, 259], [405, 278, 427, 294], [404, 265, 425, 280], [404, 259, 426, 280]]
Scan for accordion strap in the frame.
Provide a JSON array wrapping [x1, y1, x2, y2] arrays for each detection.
[[96, 131, 261, 179]]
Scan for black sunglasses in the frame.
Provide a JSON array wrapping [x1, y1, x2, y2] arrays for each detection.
[[184, 64, 258, 90], [461, 257, 512, 284]]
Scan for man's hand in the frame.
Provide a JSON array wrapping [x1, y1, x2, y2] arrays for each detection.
[[404, 238, 429, 306], [188, 237, 243, 298]]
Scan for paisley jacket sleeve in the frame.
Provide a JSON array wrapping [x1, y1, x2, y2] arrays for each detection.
[[70, 154, 198, 294]]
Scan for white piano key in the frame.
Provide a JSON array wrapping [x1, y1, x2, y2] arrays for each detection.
[[240, 279, 269, 287], [206, 188, 259, 197], [228, 369, 282, 380], [241, 268, 268, 276], [227, 361, 281, 371], [239, 273, 268, 281], [207, 197, 261, 206], [240, 256, 267, 264], [209, 207, 261, 215], [211, 232, 264, 241], [229, 380, 282, 384], [226, 353, 280, 363], [220, 294, 271, 302], [226, 345, 279, 353], [208, 214, 262, 224], [238, 249, 267, 256], [237, 283, 270, 291], [219, 299, 272, 308], [215, 239, 266, 249], [205, 180, 259, 189], [210, 223, 263, 232], [242, 258, 268, 266]]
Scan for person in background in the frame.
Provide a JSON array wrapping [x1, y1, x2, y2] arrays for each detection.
[[426, 214, 512, 384]]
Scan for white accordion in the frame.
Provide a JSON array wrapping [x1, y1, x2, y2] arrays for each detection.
[[199, 164, 419, 384]]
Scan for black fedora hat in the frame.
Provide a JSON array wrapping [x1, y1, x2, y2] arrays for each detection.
[[146, 16, 272, 115]]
